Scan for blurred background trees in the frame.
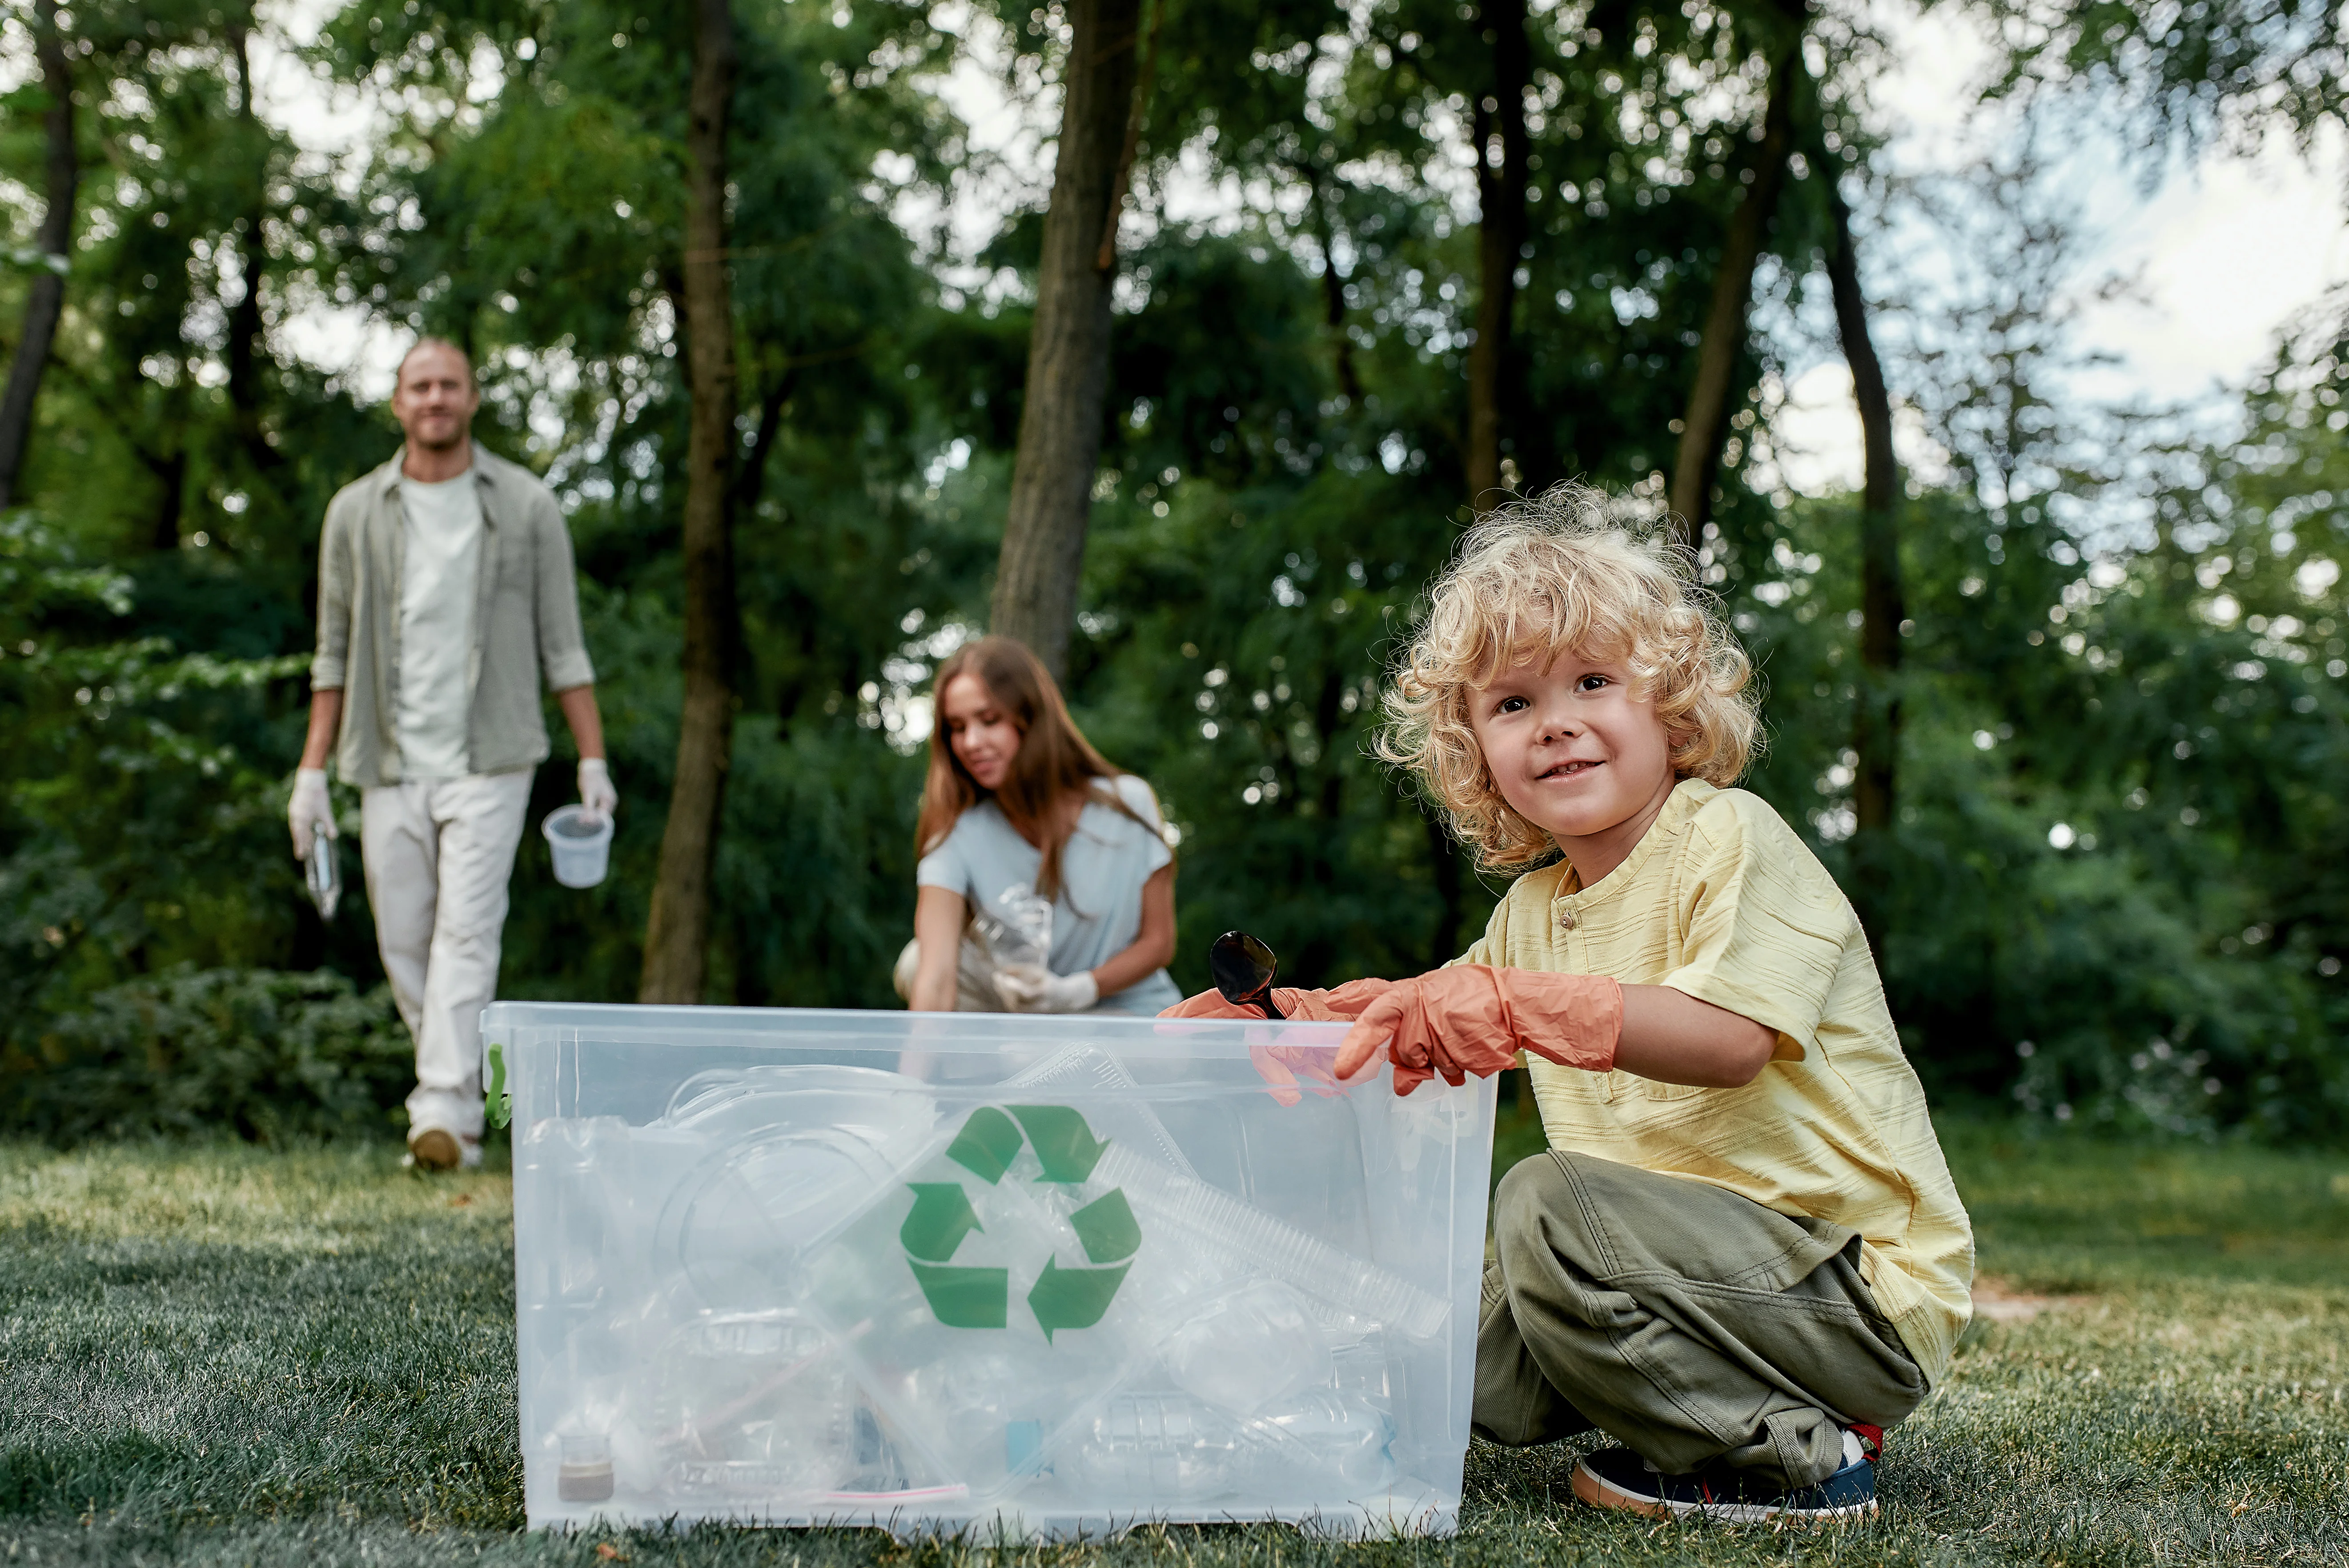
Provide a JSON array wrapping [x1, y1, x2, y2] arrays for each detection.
[[0, 0, 2342, 1142]]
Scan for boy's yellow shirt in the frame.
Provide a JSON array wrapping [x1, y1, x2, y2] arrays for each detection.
[[1463, 778, 1975, 1386]]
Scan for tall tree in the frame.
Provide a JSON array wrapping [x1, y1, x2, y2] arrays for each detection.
[[1667, 20, 1801, 541], [989, 0, 1145, 680], [0, 0, 76, 509], [640, 0, 743, 1004], [1464, 0, 1530, 508], [1826, 172, 1902, 944], [221, 8, 280, 480]]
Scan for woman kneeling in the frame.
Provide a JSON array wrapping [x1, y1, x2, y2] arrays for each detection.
[[896, 636, 1178, 1015]]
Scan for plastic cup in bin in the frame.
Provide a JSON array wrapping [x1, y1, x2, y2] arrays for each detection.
[[486, 1003, 1498, 1540], [542, 805, 612, 888], [558, 1434, 614, 1501]]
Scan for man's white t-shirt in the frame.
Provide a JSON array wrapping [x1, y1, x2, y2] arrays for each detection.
[[394, 472, 483, 780]]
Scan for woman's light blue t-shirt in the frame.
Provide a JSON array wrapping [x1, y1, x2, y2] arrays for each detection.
[[916, 774, 1181, 1015]]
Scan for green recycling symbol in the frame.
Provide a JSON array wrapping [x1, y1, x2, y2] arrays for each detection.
[[898, 1105, 1141, 1340]]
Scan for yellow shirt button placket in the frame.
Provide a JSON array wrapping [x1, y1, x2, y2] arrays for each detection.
[[1554, 896, 1617, 1100]]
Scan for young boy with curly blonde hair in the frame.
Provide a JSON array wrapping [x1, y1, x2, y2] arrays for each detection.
[[1169, 484, 1972, 1521]]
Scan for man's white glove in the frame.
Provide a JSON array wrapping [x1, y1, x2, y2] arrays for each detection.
[[994, 963, 1099, 1014], [289, 768, 335, 860], [578, 758, 618, 826]]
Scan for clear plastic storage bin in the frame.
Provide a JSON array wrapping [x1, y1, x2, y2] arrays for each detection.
[[482, 1004, 1497, 1539]]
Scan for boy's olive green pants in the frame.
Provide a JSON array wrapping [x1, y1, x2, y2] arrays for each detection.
[[1475, 1151, 1928, 1491]]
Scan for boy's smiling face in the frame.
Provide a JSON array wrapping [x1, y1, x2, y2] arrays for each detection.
[[1469, 643, 1679, 880]]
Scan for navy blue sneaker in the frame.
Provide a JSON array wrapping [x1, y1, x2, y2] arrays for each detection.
[[1572, 1428, 1880, 1523]]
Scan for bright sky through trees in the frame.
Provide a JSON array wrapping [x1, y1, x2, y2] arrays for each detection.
[[13, 0, 2331, 490]]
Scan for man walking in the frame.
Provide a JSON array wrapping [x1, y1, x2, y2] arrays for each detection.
[[288, 338, 617, 1171]]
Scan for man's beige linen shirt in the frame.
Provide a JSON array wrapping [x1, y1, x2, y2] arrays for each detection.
[[1463, 779, 1976, 1387], [310, 445, 595, 788]]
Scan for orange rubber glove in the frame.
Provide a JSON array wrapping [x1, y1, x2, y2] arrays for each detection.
[[1159, 977, 1396, 1023], [1160, 979, 1396, 1105], [1337, 966, 1623, 1095]]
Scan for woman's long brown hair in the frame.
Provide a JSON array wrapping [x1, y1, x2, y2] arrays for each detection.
[[916, 636, 1151, 900]]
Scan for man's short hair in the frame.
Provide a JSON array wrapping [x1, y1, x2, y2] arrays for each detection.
[[396, 336, 476, 390]]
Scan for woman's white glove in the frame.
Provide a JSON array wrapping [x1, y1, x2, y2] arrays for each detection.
[[288, 768, 335, 860], [994, 964, 1099, 1014], [578, 758, 618, 826]]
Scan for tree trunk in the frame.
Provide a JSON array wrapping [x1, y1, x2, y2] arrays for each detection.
[[0, 0, 77, 510], [639, 0, 740, 1005], [1465, 0, 1530, 509], [989, 0, 1143, 682], [224, 13, 279, 473], [149, 446, 188, 553], [1666, 38, 1799, 543], [1308, 172, 1361, 405], [1828, 175, 1903, 948], [735, 366, 794, 518]]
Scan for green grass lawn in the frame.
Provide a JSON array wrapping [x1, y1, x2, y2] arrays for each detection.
[[3, 1123, 2345, 1567]]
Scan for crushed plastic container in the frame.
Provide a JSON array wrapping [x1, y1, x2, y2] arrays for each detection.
[[541, 805, 613, 889], [482, 1003, 1497, 1540]]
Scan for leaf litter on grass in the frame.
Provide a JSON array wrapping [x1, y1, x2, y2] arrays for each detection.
[[1, 1126, 2345, 1566]]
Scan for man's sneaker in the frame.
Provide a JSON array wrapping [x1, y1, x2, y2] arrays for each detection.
[[1572, 1429, 1879, 1523], [406, 1127, 477, 1172]]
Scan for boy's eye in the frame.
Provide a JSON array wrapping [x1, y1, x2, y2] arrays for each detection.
[[1577, 674, 1610, 693], [1495, 695, 1528, 715]]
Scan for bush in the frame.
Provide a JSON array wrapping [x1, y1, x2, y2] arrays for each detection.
[[0, 966, 411, 1143]]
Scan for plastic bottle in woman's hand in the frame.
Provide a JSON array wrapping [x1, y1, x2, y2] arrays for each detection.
[[976, 883, 1053, 971]]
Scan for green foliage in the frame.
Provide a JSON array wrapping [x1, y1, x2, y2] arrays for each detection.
[[1982, 0, 2349, 156], [0, 966, 410, 1143], [0, 513, 365, 1083], [1731, 470, 2349, 1139], [0, 0, 2339, 1143]]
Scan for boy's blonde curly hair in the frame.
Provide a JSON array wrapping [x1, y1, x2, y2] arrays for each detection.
[[1375, 483, 1760, 870]]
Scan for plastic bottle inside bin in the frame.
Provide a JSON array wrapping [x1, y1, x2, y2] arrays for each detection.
[[1066, 1394, 1245, 1501], [643, 1311, 857, 1496], [901, 1346, 1065, 1489], [1094, 1143, 1449, 1341], [1329, 1329, 1393, 1404], [1067, 1390, 1396, 1502], [1163, 1280, 1331, 1417], [1254, 1389, 1397, 1492], [554, 1148, 605, 1304]]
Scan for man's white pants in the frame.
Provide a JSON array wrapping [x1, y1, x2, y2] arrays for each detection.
[[360, 770, 534, 1143]]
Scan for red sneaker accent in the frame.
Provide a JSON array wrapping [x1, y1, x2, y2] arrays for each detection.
[[1849, 1424, 1884, 1463]]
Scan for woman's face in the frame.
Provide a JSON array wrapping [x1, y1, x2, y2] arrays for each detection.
[[941, 671, 1022, 792]]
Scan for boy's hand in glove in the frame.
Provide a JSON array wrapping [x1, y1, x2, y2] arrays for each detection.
[[578, 758, 618, 826], [288, 769, 336, 860], [1158, 977, 1396, 1023], [1160, 979, 1398, 1106], [1335, 966, 1623, 1095], [994, 964, 1098, 1014]]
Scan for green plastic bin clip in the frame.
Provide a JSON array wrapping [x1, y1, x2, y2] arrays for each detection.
[[485, 1040, 511, 1130]]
